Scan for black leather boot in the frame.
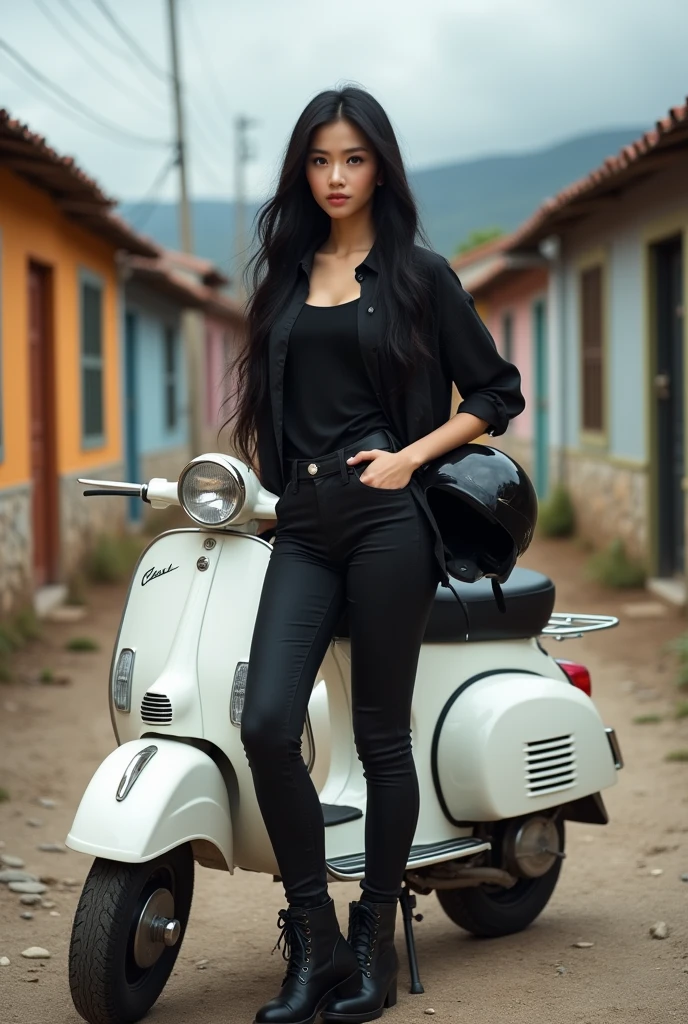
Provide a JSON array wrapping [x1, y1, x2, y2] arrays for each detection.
[[321, 900, 399, 1023], [254, 897, 361, 1024]]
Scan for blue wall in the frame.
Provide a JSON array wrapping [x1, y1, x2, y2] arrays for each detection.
[[124, 285, 189, 457]]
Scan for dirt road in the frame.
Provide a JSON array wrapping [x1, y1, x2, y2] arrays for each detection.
[[1, 538, 687, 1024]]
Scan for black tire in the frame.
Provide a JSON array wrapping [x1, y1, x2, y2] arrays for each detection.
[[436, 819, 565, 938], [69, 844, 194, 1024]]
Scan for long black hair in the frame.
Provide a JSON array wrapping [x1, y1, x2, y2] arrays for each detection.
[[224, 84, 434, 474]]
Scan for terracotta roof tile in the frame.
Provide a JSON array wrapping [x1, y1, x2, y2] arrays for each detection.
[[0, 108, 158, 257], [509, 97, 688, 249]]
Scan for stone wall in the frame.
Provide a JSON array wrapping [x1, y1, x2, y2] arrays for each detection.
[[501, 435, 534, 477], [0, 484, 32, 615], [564, 453, 648, 561], [140, 445, 191, 489], [59, 462, 127, 578]]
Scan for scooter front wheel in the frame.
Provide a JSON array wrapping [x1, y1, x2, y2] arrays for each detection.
[[69, 843, 194, 1024]]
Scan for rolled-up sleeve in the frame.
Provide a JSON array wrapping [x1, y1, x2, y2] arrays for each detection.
[[435, 259, 525, 436]]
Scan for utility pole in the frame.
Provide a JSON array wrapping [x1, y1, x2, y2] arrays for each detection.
[[234, 114, 257, 301], [166, 0, 201, 457], [166, 0, 193, 254]]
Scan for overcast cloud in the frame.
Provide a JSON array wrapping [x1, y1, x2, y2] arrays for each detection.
[[1, 0, 686, 203]]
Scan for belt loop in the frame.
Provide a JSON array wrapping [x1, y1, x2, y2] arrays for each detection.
[[337, 447, 350, 485], [290, 458, 299, 494]]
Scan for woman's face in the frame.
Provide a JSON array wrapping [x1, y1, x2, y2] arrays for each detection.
[[305, 118, 381, 220]]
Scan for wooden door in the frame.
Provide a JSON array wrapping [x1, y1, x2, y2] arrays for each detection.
[[124, 311, 141, 522], [28, 262, 57, 587], [654, 236, 685, 578], [533, 299, 549, 497]]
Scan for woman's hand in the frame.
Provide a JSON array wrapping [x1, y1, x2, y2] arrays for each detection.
[[346, 449, 414, 489]]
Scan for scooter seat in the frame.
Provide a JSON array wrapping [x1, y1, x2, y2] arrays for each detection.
[[333, 567, 555, 643], [424, 567, 556, 642]]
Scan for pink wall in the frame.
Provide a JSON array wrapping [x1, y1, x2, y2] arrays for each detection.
[[204, 316, 244, 430], [479, 269, 548, 441]]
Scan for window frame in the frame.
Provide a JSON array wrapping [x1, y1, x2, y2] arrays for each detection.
[[79, 267, 106, 450], [576, 248, 609, 447], [163, 322, 178, 432], [501, 309, 514, 364]]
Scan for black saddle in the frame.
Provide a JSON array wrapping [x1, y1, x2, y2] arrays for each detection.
[[333, 567, 555, 643]]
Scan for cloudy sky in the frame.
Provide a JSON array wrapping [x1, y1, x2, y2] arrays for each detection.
[[1, 0, 686, 204]]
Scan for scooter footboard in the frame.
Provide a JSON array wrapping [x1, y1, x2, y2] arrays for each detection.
[[66, 738, 233, 868]]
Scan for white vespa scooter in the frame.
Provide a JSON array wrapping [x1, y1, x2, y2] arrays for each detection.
[[67, 451, 623, 1024]]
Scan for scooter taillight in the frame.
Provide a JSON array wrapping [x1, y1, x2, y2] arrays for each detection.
[[556, 659, 592, 696]]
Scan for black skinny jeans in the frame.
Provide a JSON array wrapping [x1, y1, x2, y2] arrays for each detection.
[[241, 432, 440, 908]]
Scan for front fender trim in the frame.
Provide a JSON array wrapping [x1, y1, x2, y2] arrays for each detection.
[[66, 738, 233, 869]]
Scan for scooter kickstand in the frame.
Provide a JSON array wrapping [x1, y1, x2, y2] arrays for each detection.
[[399, 883, 424, 994]]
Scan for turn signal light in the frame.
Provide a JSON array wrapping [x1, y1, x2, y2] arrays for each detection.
[[556, 659, 592, 696]]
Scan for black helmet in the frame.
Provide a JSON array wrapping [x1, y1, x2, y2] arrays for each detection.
[[419, 443, 538, 586]]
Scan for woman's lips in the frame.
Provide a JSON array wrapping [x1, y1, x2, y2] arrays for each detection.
[[327, 196, 349, 205]]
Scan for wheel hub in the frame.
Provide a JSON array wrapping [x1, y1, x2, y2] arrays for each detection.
[[504, 816, 562, 878], [133, 887, 180, 969]]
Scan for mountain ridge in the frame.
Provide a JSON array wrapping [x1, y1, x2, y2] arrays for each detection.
[[119, 126, 644, 281]]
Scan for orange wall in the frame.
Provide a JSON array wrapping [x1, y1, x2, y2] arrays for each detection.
[[0, 168, 122, 487]]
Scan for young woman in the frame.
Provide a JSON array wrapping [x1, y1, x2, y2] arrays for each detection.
[[227, 86, 524, 1024]]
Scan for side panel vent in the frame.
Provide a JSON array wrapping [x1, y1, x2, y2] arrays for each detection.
[[524, 734, 576, 797], [141, 692, 173, 725]]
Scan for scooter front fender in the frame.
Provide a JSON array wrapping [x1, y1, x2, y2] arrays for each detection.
[[65, 738, 233, 868]]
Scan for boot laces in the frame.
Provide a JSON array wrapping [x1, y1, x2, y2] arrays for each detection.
[[271, 908, 311, 983], [348, 901, 380, 972]]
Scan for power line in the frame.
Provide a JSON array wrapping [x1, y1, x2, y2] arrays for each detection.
[[88, 0, 232, 173], [32, 0, 168, 117], [90, 0, 170, 84], [0, 39, 170, 148], [55, 0, 139, 64], [181, 0, 235, 133], [123, 152, 179, 231]]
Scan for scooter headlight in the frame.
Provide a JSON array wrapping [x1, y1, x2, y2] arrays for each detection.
[[178, 455, 245, 526]]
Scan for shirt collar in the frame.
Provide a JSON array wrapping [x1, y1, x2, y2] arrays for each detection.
[[299, 235, 380, 278]]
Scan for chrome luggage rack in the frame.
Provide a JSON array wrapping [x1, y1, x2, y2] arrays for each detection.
[[541, 612, 619, 641]]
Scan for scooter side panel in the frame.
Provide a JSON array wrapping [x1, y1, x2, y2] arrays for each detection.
[[65, 738, 233, 866], [435, 673, 618, 821]]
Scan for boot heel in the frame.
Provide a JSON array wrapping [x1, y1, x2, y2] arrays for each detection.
[[334, 970, 362, 1000], [384, 977, 397, 1008]]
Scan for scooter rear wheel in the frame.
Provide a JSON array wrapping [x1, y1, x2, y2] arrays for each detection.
[[69, 843, 194, 1024], [436, 819, 565, 938]]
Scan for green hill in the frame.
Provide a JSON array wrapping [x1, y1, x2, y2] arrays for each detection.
[[119, 126, 643, 280]]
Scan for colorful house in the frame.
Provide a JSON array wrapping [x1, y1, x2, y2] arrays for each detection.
[[121, 254, 203, 522], [453, 240, 549, 494], [505, 99, 688, 600], [155, 250, 246, 456], [0, 110, 158, 615]]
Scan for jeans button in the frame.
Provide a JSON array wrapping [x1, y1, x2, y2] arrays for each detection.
[[307, 463, 318, 476]]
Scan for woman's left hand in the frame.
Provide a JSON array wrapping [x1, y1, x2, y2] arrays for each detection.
[[346, 449, 414, 489]]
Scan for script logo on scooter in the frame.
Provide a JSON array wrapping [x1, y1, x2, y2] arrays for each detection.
[[141, 563, 179, 587]]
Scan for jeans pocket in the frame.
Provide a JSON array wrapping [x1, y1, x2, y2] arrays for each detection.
[[352, 463, 410, 494]]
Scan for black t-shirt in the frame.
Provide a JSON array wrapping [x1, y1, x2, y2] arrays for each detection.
[[282, 297, 393, 460]]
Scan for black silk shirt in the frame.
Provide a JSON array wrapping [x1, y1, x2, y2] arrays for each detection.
[[255, 236, 525, 585]]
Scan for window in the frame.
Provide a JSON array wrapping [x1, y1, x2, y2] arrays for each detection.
[[163, 325, 178, 430], [502, 311, 514, 363], [81, 276, 104, 445], [580, 265, 604, 432]]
